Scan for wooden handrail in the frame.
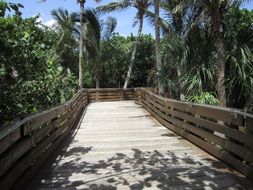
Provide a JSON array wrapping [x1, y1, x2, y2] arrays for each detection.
[[0, 89, 89, 189], [0, 87, 151, 189], [87, 88, 136, 102], [1, 87, 252, 189], [135, 88, 253, 181]]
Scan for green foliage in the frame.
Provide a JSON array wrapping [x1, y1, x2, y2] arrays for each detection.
[[159, 36, 184, 98], [100, 34, 130, 87], [130, 34, 156, 87], [225, 6, 253, 108], [0, 5, 77, 125], [186, 92, 219, 105], [51, 8, 79, 76], [1, 0, 253, 125], [158, 1, 253, 109], [100, 34, 155, 88], [0, 0, 23, 17]]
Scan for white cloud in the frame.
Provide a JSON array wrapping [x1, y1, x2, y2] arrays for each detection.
[[43, 19, 56, 28], [33, 14, 56, 29]]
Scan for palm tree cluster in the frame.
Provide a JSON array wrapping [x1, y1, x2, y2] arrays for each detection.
[[97, 0, 252, 108], [97, 0, 153, 88], [49, 0, 252, 109], [51, 6, 117, 89]]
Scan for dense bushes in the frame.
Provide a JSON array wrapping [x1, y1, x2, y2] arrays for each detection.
[[1, 1, 253, 125], [0, 3, 77, 125]]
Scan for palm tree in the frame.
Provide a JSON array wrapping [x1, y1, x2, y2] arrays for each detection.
[[51, 8, 79, 50], [97, 0, 152, 88], [193, 0, 227, 107], [77, 0, 101, 89], [194, 0, 252, 106], [154, 0, 162, 94], [102, 17, 118, 40], [158, 0, 196, 100], [99, 17, 118, 88], [51, 8, 79, 75], [51, 7, 103, 88], [78, 11, 118, 88], [82, 9, 101, 88], [41, 0, 100, 88], [81, 11, 117, 88], [77, 0, 85, 88]]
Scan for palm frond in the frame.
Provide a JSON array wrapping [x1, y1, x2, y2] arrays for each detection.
[[96, 0, 131, 14], [145, 10, 174, 36], [85, 8, 102, 48], [103, 17, 117, 40]]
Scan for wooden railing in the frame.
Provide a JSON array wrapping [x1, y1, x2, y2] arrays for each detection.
[[135, 88, 253, 181], [0, 89, 88, 189], [0, 88, 142, 189], [1, 87, 253, 189], [87, 88, 135, 102]]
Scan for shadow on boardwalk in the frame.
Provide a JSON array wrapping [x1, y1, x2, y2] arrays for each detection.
[[27, 128, 252, 190]]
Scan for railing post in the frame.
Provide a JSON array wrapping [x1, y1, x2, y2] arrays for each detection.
[[246, 115, 253, 135], [121, 89, 124, 101]]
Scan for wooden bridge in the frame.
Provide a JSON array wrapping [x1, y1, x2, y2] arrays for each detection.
[[0, 88, 253, 189]]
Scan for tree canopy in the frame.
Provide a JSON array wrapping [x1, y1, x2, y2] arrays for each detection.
[[0, 0, 253, 125]]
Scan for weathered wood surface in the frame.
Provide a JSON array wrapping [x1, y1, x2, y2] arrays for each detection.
[[87, 88, 136, 102], [0, 89, 88, 190], [136, 89, 253, 181], [27, 101, 252, 190]]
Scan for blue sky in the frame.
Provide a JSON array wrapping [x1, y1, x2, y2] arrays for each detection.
[[6, 0, 253, 36]]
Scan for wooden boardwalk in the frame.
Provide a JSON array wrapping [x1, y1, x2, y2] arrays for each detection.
[[27, 101, 251, 190]]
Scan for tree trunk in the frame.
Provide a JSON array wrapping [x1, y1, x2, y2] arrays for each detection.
[[96, 79, 100, 88], [154, 0, 162, 94], [216, 34, 226, 106], [212, 12, 227, 106], [123, 15, 144, 89], [78, 0, 85, 89], [177, 67, 185, 101], [95, 56, 100, 89]]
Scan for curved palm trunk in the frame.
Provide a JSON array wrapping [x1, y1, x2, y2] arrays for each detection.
[[96, 79, 100, 88], [123, 16, 144, 89], [78, 0, 85, 89], [216, 34, 226, 106], [212, 13, 227, 106], [154, 0, 162, 94], [176, 66, 185, 100], [95, 56, 101, 88]]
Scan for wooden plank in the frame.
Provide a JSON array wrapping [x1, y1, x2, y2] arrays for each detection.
[[0, 137, 32, 177], [0, 115, 67, 178], [0, 89, 83, 148], [87, 88, 138, 102], [142, 99, 253, 181], [89, 92, 134, 96], [246, 116, 253, 134], [27, 100, 251, 190], [23, 105, 67, 135], [167, 107, 253, 150], [142, 99, 253, 175], [145, 90, 166, 106], [12, 107, 84, 190], [0, 103, 85, 190], [144, 98, 253, 163], [92, 95, 121, 98], [143, 90, 253, 159], [89, 93, 132, 98], [0, 127, 20, 155], [88, 94, 134, 98], [144, 90, 244, 126], [0, 89, 87, 189], [146, 95, 166, 112], [87, 88, 135, 93]]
